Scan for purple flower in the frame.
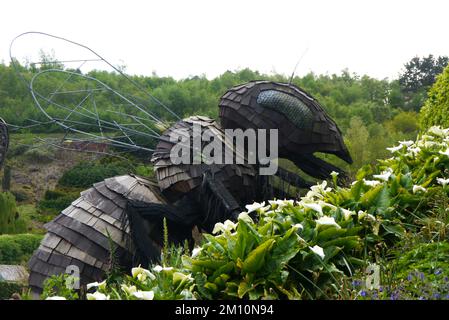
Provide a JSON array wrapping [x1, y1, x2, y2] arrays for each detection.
[[433, 293, 441, 299], [434, 269, 442, 276], [360, 290, 368, 297], [407, 274, 413, 281], [352, 280, 361, 287], [419, 273, 425, 280]]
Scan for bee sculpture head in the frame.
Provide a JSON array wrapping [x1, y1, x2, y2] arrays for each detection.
[[219, 81, 352, 181]]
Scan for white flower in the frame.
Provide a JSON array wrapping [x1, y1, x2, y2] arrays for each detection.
[[245, 201, 266, 213], [341, 208, 355, 221], [191, 247, 203, 258], [238, 211, 254, 224], [173, 272, 194, 285], [121, 284, 137, 294], [153, 265, 174, 273], [212, 220, 237, 234], [132, 266, 156, 281], [437, 177, 449, 187], [358, 210, 367, 220], [330, 171, 339, 178], [412, 185, 427, 194], [439, 148, 449, 157], [303, 202, 323, 215], [429, 126, 445, 137], [386, 145, 403, 153], [86, 280, 106, 290], [315, 216, 341, 229], [309, 245, 325, 259], [268, 199, 294, 209], [407, 147, 421, 156], [292, 223, 303, 231], [399, 140, 414, 147], [132, 291, 154, 300], [45, 296, 67, 300], [86, 292, 110, 300], [373, 168, 393, 182], [363, 179, 381, 187]]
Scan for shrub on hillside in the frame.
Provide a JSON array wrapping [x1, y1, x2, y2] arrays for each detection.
[[420, 65, 449, 129], [0, 233, 43, 264]]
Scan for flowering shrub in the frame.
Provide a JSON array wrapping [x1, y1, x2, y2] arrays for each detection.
[[45, 126, 449, 300]]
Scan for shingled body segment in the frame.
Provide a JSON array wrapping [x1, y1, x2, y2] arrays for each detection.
[[151, 116, 257, 205], [28, 175, 166, 295]]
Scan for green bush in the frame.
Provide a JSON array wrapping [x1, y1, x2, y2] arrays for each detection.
[[58, 161, 132, 188], [37, 189, 80, 215], [0, 234, 44, 264], [0, 192, 27, 234], [0, 282, 24, 300], [420, 65, 449, 129]]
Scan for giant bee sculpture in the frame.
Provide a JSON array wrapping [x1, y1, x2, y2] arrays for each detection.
[[8, 32, 352, 295]]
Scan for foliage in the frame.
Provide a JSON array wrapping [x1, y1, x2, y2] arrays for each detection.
[[0, 192, 28, 234], [58, 160, 132, 188], [49, 125, 449, 300], [0, 282, 25, 300], [420, 64, 449, 129], [41, 274, 79, 300], [398, 55, 448, 111], [0, 233, 43, 264], [37, 188, 79, 215]]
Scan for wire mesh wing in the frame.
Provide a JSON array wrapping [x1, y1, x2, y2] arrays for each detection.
[[9, 31, 181, 156]]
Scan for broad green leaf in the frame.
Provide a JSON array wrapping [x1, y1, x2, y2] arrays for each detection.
[[242, 239, 275, 274]]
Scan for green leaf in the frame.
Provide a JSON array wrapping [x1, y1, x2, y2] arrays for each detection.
[[241, 239, 275, 274]]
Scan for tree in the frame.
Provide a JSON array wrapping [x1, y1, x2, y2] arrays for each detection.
[[398, 55, 449, 111], [345, 116, 370, 175], [420, 65, 449, 129]]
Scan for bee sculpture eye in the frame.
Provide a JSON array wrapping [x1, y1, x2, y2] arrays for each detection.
[[256, 90, 314, 130]]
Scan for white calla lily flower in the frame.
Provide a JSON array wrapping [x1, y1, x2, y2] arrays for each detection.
[[153, 265, 174, 273], [245, 201, 266, 213], [303, 202, 323, 215], [386, 145, 403, 153], [212, 220, 237, 234], [132, 266, 156, 281], [86, 280, 107, 290], [341, 208, 355, 220], [412, 185, 427, 194], [121, 284, 137, 294], [45, 296, 67, 300], [315, 216, 341, 229], [439, 148, 449, 157], [363, 179, 381, 187], [330, 171, 339, 178], [238, 211, 254, 224], [309, 245, 325, 259], [399, 140, 414, 147], [191, 247, 203, 258], [132, 291, 155, 300], [86, 291, 110, 300], [373, 168, 393, 181], [437, 177, 449, 187]]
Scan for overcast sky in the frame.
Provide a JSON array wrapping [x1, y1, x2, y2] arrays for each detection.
[[1, 0, 448, 80]]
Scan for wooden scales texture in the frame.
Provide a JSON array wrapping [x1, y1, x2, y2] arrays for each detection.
[[151, 116, 257, 205], [219, 81, 351, 160], [28, 175, 166, 294]]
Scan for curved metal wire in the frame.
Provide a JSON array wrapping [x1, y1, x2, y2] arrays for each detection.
[[8, 31, 184, 157]]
